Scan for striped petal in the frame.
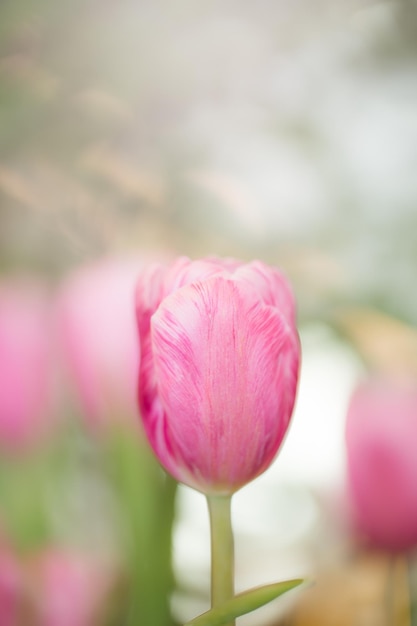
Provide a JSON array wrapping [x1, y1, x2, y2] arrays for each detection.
[[147, 276, 299, 493]]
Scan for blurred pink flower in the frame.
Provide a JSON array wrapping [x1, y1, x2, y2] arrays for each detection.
[[57, 258, 143, 430], [0, 281, 55, 453], [346, 378, 417, 551], [32, 549, 109, 626], [136, 256, 300, 494]]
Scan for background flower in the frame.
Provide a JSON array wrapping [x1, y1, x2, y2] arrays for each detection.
[[30, 548, 111, 626], [56, 258, 143, 431], [346, 377, 417, 551], [0, 281, 56, 453]]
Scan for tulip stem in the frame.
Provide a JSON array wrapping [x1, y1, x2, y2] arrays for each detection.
[[207, 494, 235, 626]]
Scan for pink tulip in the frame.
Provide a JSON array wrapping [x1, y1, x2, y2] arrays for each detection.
[[32, 549, 110, 626], [0, 281, 54, 452], [136, 256, 300, 494], [57, 258, 143, 430], [346, 378, 417, 551]]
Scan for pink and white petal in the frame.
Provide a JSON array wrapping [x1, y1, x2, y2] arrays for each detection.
[[137, 258, 235, 482], [163, 257, 230, 295], [136, 263, 170, 449], [233, 261, 296, 328], [150, 276, 300, 493], [135, 262, 168, 326], [203, 256, 242, 273]]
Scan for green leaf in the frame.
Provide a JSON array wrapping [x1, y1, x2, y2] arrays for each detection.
[[184, 578, 305, 626]]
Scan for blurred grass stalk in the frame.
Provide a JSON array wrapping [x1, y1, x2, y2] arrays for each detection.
[[387, 554, 411, 626], [106, 425, 177, 626]]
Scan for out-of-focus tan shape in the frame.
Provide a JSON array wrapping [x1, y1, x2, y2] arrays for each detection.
[[80, 145, 166, 208], [73, 89, 134, 123], [0, 159, 171, 252], [287, 553, 409, 626], [186, 169, 265, 236], [392, 555, 411, 626], [0, 166, 42, 208], [334, 308, 417, 379], [281, 246, 348, 293], [0, 54, 59, 99], [0, 162, 94, 215]]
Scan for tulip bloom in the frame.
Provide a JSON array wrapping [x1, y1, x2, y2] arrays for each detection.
[[57, 258, 143, 430], [0, 281, 54, 452], [346, 378, 417, 551], [31, 549, 111, 626], [136, 257, 300, 494]]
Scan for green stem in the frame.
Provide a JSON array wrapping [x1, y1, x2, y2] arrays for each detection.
[[206, 494, 235, 626], [108, 426, 177, 625]]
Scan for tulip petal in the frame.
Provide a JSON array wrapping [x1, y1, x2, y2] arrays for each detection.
[[147, 276, 299, 493], [234, 261, 296, 328], [163, 257, 232, 294], [136, 258, 239, 446], [136, 263, 169, 438]]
